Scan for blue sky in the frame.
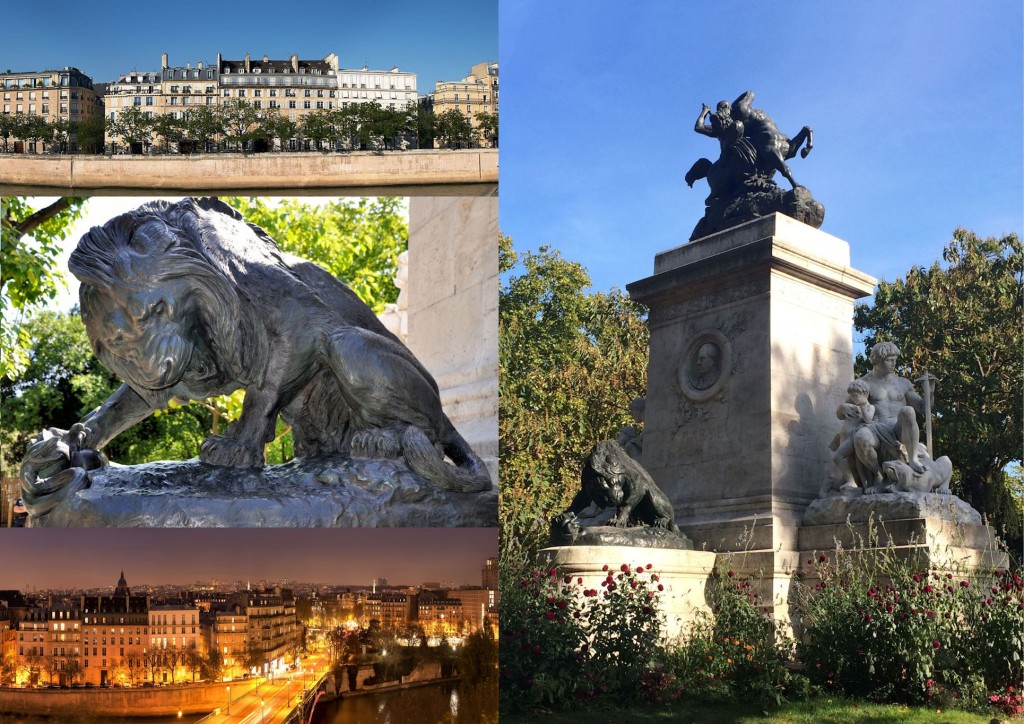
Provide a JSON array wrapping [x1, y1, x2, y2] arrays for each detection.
[[500, 1, 1023, 293], [1, 0, 495, 89]]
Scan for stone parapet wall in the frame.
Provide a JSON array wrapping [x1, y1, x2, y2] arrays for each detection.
[[0, 149, 498, 192], [0, 679, 259, 717]]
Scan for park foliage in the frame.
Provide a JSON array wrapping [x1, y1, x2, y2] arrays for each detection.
[[1, 197, 85, 379], [853, 229, 1023, 553], [499, 235, 649, 557], [500, 541, 1023, 718]]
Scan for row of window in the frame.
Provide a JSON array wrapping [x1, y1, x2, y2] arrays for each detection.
[[223, 66, 329, 75], [3, 91, 77, 101], [1, 77, 86, 88], [2, 104, 77, 114]]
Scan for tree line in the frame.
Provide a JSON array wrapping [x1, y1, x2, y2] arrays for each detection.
[[0, 103, 497, 155]]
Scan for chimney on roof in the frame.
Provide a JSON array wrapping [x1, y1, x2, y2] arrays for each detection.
[[263, 54, 269, 62], [217, 52, 222, 69], [161, 53, 168, 69], [290, 54, 299, 73], [244, 53, 250, 73], [198, 61, 203, 70]]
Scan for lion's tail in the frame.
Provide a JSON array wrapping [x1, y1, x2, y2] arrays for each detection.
[[401, 425, 492, 494]]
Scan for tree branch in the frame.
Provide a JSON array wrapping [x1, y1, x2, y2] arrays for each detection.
[[13, 198, 76, 239]]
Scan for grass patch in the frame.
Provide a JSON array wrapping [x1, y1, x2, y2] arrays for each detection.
[[499, 697, 996, 723]]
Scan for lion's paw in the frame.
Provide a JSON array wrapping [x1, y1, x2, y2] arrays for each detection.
[[350, 427, 404, 460], [200, 435, 265, 469]]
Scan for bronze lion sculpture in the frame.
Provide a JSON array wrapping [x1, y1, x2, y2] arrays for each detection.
[[557, 439, 680, 531], [21, 197, 490, 499]]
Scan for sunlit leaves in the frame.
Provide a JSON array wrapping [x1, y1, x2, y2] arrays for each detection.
[[854, 229, 1023, 545], [500, 237, 649, 556]]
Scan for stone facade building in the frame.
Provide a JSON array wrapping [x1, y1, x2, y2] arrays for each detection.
[[0, 66, 101, 152], [103, 52, 417, 151], [431, 61, 498, 124], [4, 574, 300, 687]]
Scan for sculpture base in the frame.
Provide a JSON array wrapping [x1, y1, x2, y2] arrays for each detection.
[[26, 455, 497, 528], [551, 524, 694, 549], [800, 493, 1006, 572], [541, 545, 717, 642], [690, 185, 824, 241], [802, 491, 983, 527]]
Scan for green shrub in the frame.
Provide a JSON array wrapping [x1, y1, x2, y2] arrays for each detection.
[[655, 567, 807, 706], [498, 561, 662, 713], [797, 545, 1024, 710]]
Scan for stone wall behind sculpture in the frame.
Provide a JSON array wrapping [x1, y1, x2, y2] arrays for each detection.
[[407, 197, 499, 486]]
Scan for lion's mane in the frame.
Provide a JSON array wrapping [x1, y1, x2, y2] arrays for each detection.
[[69, 198, 275, 392]]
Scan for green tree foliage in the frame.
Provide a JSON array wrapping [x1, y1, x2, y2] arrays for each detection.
[[0, 113, 20, 152], [1, 197, 85, 378], [109, 107, 152, 151], [499, 236, 650, 558], [853, 229, 1023, 547], [75, 114, 106, 154], [223, 197, 407, 314], [220, 100, 261, 153], [151, 113, 185, 153], [259, 109, 298, 151], [48, 118, 75, 153], [474, 112, 498, 148], [435, 109, 473, 149], [301, 108, 339, 151], [0, 309, 211, 474], [182, 106, 223, 152]]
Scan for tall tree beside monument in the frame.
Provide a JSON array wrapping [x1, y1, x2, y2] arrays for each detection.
[[853, 229, 1023, 550]]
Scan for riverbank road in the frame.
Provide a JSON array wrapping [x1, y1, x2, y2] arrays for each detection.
[[201, 653, 330, 724]]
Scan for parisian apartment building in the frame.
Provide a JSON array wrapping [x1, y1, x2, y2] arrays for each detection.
[[430, 61, 499, 127], [0, 66, 102, 152], [0, 572, 301, 687], [1, 52, 419, 153]]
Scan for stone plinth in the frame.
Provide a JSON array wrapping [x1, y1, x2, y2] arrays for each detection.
[[800, 492, 1008, 572], [541, 545, 717, 642], [408, 197, 498, 487], [25, 455, 497, 528], [626, 214, 876, 622]]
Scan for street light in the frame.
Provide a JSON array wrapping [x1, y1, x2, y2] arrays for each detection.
[[226, 684, 231, 715], [260, 697, 265, 724]]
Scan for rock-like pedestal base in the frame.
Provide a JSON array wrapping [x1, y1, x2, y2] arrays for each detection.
[[541, 545, 717, 642], [26, 455, 497, 528], [800, 492, 1007, 572]]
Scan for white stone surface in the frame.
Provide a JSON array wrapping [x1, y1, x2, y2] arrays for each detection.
[[628, 214, 876, 552], [407, 197, 498, 487], [627, 214, 876, 628], [542, 545, 718, 643], [377, 250, 408, 342]]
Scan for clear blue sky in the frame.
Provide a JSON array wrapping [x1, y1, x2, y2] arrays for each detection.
[[1, 0, 495, 89], [500, 1, 1023, 293]]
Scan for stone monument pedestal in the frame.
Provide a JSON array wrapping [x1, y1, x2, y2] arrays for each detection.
[[627, 214, 877, 623], [541, 545, 717, 642], [799, 492, 1008, 573]]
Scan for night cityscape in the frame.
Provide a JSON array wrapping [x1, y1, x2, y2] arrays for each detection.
[[0, 529, 498, 722]]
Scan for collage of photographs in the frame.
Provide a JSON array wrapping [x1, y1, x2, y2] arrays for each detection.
[[0, 2, 1021, 723]]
